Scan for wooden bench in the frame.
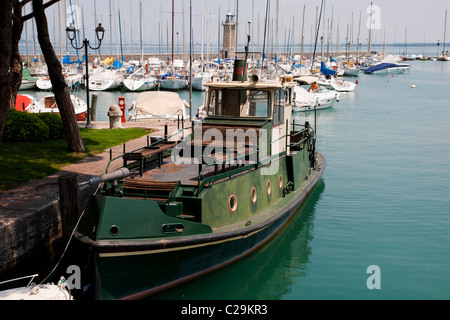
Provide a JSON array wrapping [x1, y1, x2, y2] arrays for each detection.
[[123, 179, 178, 201], [123, 141, 177, 176]]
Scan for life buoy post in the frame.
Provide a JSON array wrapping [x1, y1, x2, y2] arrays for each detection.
[[119, 97, 126, 123]]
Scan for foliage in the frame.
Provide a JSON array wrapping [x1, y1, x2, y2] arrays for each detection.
[[3, 109, 50, 142], [0, 127, 151, 192], [3, 109, 66, 141]]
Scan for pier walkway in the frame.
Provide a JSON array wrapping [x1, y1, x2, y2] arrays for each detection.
[[0, 119, 183, 273]]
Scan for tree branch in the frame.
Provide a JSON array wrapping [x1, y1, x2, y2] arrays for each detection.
[[21, 0, 60, 22]]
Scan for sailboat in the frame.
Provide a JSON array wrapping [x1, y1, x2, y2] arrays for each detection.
[[159, 0, 188, 91], [19, 68, 37, 90], [438, 9, 450, 61], [122, 66, 157, 92]]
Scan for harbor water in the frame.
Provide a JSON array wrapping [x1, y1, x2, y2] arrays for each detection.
[[150, 59, 450, 300], [6, 48, 450, 300]]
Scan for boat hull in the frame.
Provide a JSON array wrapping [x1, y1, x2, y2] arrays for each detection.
[[123, 79, 156, 92], [75, 152, 325, 300], [159, 78, 188, 91]]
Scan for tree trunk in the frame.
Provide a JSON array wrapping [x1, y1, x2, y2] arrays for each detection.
[[10, 2, 24, 109], [33, 0, 85, 153], [0, 1, 14, 152]]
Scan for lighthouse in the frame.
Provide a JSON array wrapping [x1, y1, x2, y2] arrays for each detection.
[[222, 12, 237, 59]]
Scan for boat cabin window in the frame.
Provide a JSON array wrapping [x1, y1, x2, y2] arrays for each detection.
[[273, 89, 285, 127], [207, 89, 271, 118]]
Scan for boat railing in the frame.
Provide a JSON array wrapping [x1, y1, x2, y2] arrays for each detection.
[[0, 274, 39, 288], [103, 121, 313, 196], [104, 124, 193, 175], [196, 122, 312, 195]]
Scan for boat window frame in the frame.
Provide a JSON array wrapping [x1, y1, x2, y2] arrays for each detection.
[[206, 87, 272, 119], [273, 88, 285, 127]]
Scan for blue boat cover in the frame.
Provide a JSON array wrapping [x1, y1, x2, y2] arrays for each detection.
[[321, 61, 336, 76], [113, 59, 123, 69], [364, 63, 402, 74], [330, 56, 338, 63], [161, 73, 183, 79]]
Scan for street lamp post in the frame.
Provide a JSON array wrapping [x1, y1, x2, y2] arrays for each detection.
[[66, 23, 105, 128]]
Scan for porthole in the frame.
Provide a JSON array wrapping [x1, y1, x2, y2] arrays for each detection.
[[229, 194, 238, 213], [266, 180, 272, 196], [110, 225, 119, 236], [251, 187, 257, 204], [278, 174, 283, 189]]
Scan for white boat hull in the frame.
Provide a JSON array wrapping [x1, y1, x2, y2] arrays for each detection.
[[159, 78, 188, 91], [192, 73, 214, 91], [36, 78, 52, 90], [89, 79, 122, 91], [319, 78, 357, 92], [372, 66, 410, 74], [293, 86, 339, 112], [29, 94, 88, 121], [123, 78, 157, 92], [343, 68, 359, 77], [19, 80, 37, 91]]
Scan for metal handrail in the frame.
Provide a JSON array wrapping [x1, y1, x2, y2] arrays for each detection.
[[196, 126, 310, 194]]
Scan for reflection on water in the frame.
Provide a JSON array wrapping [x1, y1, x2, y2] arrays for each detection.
[[150, 179, 326, 300]]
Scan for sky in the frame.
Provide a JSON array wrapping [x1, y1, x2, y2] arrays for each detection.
[[22, 0, 450, 54]]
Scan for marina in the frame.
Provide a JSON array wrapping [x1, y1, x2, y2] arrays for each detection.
[[1, 0, 450, 303]]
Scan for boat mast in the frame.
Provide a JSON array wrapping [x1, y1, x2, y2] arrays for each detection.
[[189, 0, 192, 120], [443, 9, 447, 56], [140, 0, 143, 64], [368, 2, 372, 55], [130, 0, 133, 59], [171, 0, 174, 75]]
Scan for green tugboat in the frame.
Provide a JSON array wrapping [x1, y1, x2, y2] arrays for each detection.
[[74, 71, 326, 300]]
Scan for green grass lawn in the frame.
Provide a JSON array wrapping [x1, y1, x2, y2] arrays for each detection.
[[0, 127, 151, 193]]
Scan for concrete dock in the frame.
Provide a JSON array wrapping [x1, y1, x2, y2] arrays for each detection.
[[0, 119, 186, 274]]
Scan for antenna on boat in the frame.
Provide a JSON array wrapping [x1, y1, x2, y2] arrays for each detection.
[[242, 22, 251, 82]]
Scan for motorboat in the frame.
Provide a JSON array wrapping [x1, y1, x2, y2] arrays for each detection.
[[293, 76, 340, 112], [14, 94, 36, 112], [29, 94, 87, 121], [0, 275, 72, 300], [363, 62, 410, 74], [317, 61, 357, 92], [128, 91, 189, 121]]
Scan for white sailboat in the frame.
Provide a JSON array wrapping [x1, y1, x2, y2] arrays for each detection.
[[159, 0, 188, 91], [192, 71, 214, 91], [88, 68, 123, 91], [123, 68, 157, 92], [438, 9, 450, 61]]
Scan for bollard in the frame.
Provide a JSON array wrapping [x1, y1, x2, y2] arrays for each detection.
[[58, 175, 81, 242], [108, 105, 122, 129], [91, 94, 98, 121], [118, 97, 126, 123]]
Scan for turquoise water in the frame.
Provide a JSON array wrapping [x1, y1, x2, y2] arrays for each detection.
[[9, 50, 450, 300], [152, 60, 450, 300]]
